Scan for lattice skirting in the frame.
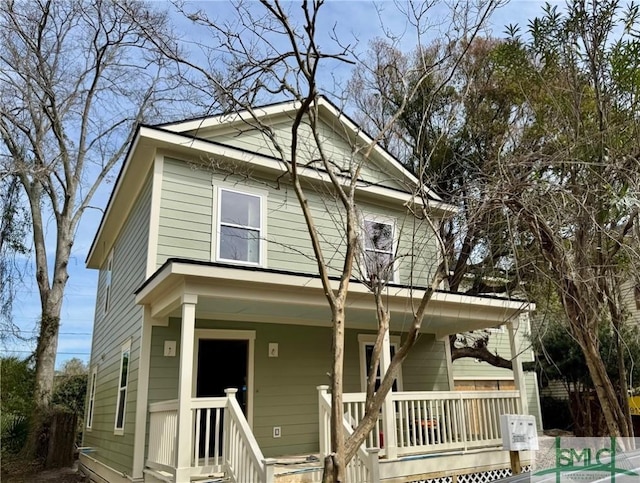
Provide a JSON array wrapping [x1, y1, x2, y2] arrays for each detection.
[[412, 465, 531, 483]]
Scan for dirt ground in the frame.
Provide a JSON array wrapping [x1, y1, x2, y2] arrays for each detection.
[[1, 459, 86, 483]]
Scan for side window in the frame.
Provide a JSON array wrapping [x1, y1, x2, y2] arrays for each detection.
[[362, 217, 396, 282], [216, 188, 264, 265], [114, 340, 131, 434], [358, 334, 403, 392], [104, 251, 113, 314], [86, 367, 98, 429]]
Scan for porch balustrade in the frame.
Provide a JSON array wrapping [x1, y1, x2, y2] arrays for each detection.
[[146, 389, 274, 482], [319, 386, 521, 458]]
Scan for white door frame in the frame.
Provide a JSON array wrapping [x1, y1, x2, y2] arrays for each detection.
[[193, 329, 256, 427]]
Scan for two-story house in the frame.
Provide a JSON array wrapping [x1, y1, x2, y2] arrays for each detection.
[[80, 97, 539, 483]]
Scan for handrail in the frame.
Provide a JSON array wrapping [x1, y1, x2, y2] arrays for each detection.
[[147, 391, 271, 482], [317, 386, 380, 483], [224, 388, 268, 482], [390, 390, 520, 401], [190, 396, 227, 409], [148, 399, 177, 412]]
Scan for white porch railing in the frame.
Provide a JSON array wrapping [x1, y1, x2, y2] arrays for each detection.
[[320, 387, 520, 459], [318, 386, 381, 483], [147, 399, 179, 474], [146, 389, 274, 482], [224, 389, 274, 482]]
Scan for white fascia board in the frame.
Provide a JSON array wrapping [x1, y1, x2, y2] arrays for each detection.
[[142, 126, 455, 213], [135, 259, 534, 315], [316, 99, 443, 202], [159, 101, 301, 133], [85, 134, 142, 267]]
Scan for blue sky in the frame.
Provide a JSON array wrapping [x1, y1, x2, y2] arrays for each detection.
[[4, 0, 561, 368]]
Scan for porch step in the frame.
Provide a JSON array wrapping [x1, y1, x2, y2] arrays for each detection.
[[143, 468, 174, 483], [143, 468, 231, 483], [192, 477, 231, 482]]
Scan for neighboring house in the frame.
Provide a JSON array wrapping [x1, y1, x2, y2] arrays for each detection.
[[80, 98, 539, 483]]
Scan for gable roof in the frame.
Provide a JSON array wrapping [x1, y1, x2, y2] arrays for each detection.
[[156, 96, 442, 202], [86, 97, 454, 268]]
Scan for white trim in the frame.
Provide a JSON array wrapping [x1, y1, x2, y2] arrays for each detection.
[[132, 308, 153, 479], [86, 366, 98, 430], [137, 261, 534, 316], [192, 329, 255, 427], [442, 336, 455, 391], [104, 250, 114, 314], [213, 186, 267, 267], [530, 371, 544, 425], [86, 134, 141, 267], [357, 333, 403, 392], [145, 152, 164, 278], [361, 213, 399, 283], [114, 339, 132, 435], [453, 376, 515, 381]]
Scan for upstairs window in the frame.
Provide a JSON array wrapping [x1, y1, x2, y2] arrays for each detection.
[[114, 340, 130, 434], [104, 251, 113, 314], [217, 188, 263, 265], [363, 218, 396, 282]]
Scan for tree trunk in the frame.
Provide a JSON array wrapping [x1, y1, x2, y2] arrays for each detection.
[[21, 180, 72, 457], [578, 331, 629, 437], [330, 308, 346, 483]]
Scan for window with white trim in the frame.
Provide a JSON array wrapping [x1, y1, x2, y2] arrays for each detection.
[[358, 334, 403, 392], [86, 367, 97, 429], [217, 188, 263, 265], [104, 251, 113, 314], [114, 340, 131, 434], [362, 217, 396, 282]]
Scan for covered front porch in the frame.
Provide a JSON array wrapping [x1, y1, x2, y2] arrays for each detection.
[[144, 387, 530, 482], [134, 260, 534, 482]]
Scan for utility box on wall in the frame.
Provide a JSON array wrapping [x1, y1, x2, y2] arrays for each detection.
[[500, 414, 538, 451]]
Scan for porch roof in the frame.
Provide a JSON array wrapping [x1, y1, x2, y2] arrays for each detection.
[[135, 259, 532, 337]]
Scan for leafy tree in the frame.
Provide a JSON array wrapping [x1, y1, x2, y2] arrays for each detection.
[[0, 357, 35, 454], [1, 356, 35, 416], [488, 0, 640, 437], [349, 36, 534, 368], [534, 314, 640, 435], [51, 358, 88, 415], [351, 1, 640, 441]]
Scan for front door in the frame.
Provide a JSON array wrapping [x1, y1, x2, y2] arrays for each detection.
[[196, 338, 249, 415]]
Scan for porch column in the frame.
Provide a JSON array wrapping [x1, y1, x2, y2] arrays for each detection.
[[175, 294, 198, 483], [507, 317, 528, 414], [380, 328, 398, 459]]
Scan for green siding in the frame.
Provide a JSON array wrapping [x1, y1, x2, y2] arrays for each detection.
[[402, 334, 450, 391], [156, 157, 438, 286], [199, 117, 407, 191], [156, 158, 213, 265], [83, 175, 151, 475], [147, 320, 449, 458]]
